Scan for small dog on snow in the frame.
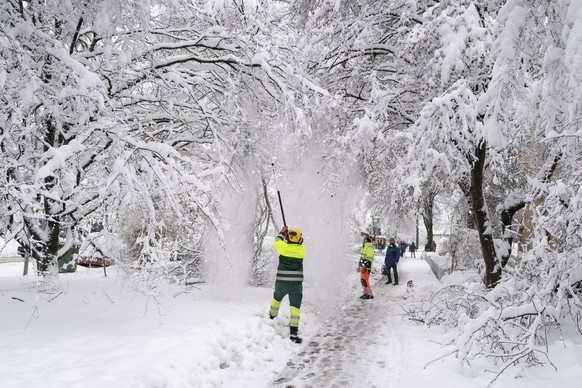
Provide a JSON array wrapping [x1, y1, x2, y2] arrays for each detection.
[[406, 280, 414, 293]]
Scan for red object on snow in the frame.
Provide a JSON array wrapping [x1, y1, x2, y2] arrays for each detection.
[[77, 256, 113, 267]]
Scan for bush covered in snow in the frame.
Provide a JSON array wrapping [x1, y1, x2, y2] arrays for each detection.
[[405, 245, 582, 385]]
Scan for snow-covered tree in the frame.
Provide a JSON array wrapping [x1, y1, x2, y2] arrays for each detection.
[[0, 0, 309, 278], [403, 0, 582, 379], [294, 0, 427, 232]]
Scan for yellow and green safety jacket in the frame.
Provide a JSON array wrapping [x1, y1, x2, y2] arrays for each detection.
[[274, 232, 305, 282], [359, 242, 375, 270]]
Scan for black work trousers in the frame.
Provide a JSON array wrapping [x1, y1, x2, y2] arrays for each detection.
[[386, 263, 398, 283]]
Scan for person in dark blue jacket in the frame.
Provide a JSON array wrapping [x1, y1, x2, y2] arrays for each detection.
[[384, 238, 400, 285], [399, 241, 408, 258]]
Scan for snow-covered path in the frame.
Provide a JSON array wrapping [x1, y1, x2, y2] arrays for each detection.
[[272, 290, 400, 387], [3, 252, 580, 387], [271, 256, 435, 387]]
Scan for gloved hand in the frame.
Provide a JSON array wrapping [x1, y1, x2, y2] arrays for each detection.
[[280, 226, 288, 235]]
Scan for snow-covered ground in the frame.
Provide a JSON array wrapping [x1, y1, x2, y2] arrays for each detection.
[[1, 250, 581, 387]]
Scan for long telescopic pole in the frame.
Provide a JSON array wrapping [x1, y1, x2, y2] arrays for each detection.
[[277, 190, 287, 227], [271, 163, 287, 227]]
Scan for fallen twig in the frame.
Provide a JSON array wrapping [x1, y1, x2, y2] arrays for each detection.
[[48, 291, 63, 302], [103, 289, 114, 304], [424, 348, 458, 369]]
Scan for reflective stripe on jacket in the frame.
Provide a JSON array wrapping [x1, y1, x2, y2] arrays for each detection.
[[274, 233, 305, 282], [359, 242, 375, 270]]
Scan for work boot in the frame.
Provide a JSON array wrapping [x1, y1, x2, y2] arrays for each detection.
[[269, 315, 275, 319], [290, 327, 302, 344], [385, 280, 392, 284], [393, 282, 399, 285], [290, 334, 303, 344]]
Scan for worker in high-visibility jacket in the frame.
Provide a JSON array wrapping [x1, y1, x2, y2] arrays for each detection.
[[358, 234, 375, 299], [268, 226, 305, 344]]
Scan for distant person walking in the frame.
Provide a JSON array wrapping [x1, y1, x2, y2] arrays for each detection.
[[409, 242, 417, 258], [385, 238, 400, 285], [399, 240, 407, 258], [358, 234, 375, 300], [268, 226, 305, 344]]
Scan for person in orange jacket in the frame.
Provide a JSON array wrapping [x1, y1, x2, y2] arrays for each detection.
[[358, 234, 375, 299]]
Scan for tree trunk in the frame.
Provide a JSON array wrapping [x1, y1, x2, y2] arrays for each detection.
[[37, 117, 62, 276], [500, 203, 524, 267], [468, 141, 501, 288], [416, 217, 419, 248], [39, 211, 61, 275], [422, 191, 435, 251]]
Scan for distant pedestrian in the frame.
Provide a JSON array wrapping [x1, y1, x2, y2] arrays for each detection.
[[385, 238, 400, 285], [409, 242, 417, 258], [399, 241, 407, 258]]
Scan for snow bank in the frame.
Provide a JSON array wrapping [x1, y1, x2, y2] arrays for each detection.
[[0, 266, 314, 388], [422, 251, 450, 280]]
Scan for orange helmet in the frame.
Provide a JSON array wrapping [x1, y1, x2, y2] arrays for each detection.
[[288, 228, 302, 243]]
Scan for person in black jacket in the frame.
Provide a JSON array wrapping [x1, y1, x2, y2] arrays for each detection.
[[398, 241, 407, 258], [409, 242, 417, 258], [384, 238, 400, 285]]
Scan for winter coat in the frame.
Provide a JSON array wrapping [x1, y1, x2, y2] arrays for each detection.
[[409, 243, 417, 252], [385, 244, 400, 266], [359, 242, 375, 270], [274, 232, 305, 282]]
